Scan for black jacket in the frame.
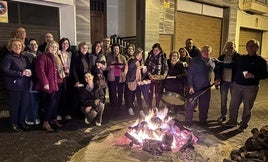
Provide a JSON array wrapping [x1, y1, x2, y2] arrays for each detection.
[[1, 52, 31, 91]]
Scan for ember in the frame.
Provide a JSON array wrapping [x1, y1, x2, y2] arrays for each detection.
[[125, 108, 198, 155]]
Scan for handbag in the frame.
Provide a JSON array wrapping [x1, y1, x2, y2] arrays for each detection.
[[58, 67, 66, 79], [128, 81, 137, 91]]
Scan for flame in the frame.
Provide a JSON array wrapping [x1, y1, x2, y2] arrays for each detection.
[[126, 107, 198, 151]]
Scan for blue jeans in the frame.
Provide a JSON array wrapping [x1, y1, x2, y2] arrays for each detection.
[[228, 82, 259, 127], [219, 81, 233, 118], [26, 92, 39, 122]]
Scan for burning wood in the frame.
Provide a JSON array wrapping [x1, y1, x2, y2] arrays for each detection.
[[125, 108, 198, 155]]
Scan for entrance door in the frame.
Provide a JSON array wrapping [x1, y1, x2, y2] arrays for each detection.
[[90, 0, 106, 43]]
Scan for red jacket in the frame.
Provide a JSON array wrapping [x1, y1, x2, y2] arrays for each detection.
[[35, 52, 58, 93]]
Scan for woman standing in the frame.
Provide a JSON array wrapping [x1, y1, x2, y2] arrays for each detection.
[[56, 38, 73, 121], [164, 51, 186, 96], [144, 43, 168, 109], [90, 41, 107, 95], [106, 43, 128, 109], [22, 39, 41, 125], [179, 47, 192, 96], [1, 38, 32, 131], [125, 48, 146, 117], [35, 40, 59, 132], [71, 42, 92, 118]]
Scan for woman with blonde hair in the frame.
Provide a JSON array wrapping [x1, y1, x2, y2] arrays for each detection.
[[1, 38, 32, 131], [35, 40, 60, 131]]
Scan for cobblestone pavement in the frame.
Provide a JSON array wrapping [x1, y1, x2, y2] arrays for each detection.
[[0, 80, 267, 162]]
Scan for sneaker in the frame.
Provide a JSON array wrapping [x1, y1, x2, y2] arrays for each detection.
[[35, 119, 40, 125], [222, 120, 237, 127], [56, 115, 62, 121], [217, 116, 226, 123], [128, 108, 135, 116], [84, 117, 90, 124], [65, 115, 72, 120], [139, 110, 146, 118], [25, 120, 34, 125], [95, 121, 101, 127]]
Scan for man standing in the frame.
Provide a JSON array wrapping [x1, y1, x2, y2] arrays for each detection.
[[38, 33, 54, 52], [222, 39, 268, 131], [216, 41, 240, 123], [15, 27, 28, 51], [185, 45, 218, 127], [185, 38, 201, 58], [102, 37, 111, 57]]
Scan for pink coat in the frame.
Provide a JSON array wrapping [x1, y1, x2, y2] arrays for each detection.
[[35, 52, 58, 93]]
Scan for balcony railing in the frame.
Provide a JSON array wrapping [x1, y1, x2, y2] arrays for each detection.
[[110, 35, 136, 53]]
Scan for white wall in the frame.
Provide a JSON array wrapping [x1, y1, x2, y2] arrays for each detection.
[[177, 0, 223, 18], [107, 0, 136, 37], [60, 5, 76, 45], [107, 0, 119, 36]]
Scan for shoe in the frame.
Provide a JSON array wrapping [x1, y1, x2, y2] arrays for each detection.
[[52, 120, 63, 128], [43, 122, 54, 132], [20, 122, 30, 131], [95, 121, 101, 127], [217, 116, 226, 123], [237, 125, 247, 132], [199, 121, 208, 127], [25, 120, 34, 125], [128, 108, 135, 116], [56, 115, 62, 121], [35, 119, 40, 125], [65, 115, 72, 120], [139, 110, 146, 118], [11, 124, 23, 132], [85, 117, 90, 124], [222, 120, 237, 127]]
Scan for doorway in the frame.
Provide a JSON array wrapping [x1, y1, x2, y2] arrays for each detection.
[[90, 0, 107, 43]]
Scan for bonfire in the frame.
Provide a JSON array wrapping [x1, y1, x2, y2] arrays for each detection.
[[125, 108, 198, 155]]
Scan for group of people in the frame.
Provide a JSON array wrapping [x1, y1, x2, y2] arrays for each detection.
[[1, 27, 267, 133], [184, 39, 268, 133]]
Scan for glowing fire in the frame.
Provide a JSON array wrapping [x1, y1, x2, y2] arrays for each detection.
[[125, 108, 198, 153]]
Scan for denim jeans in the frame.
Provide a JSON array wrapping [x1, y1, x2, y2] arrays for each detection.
[[219, 81, 233, 118], [26, 92, 39, 122], [228, 82, 259, 127]]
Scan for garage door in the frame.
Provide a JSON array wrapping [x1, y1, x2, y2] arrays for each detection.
[[159, 34, 173, 55], [239, 28, 262, 55], [174, 12, 222, 58], [0, 1, 59, 48]]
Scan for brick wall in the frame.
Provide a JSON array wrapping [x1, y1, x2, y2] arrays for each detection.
[[144, 0, 175, 52]]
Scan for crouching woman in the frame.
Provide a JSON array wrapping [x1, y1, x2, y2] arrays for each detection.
[[79, 72, 105, 126]]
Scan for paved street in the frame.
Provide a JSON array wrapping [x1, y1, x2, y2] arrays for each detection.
[[0, 80, 268, 162]]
